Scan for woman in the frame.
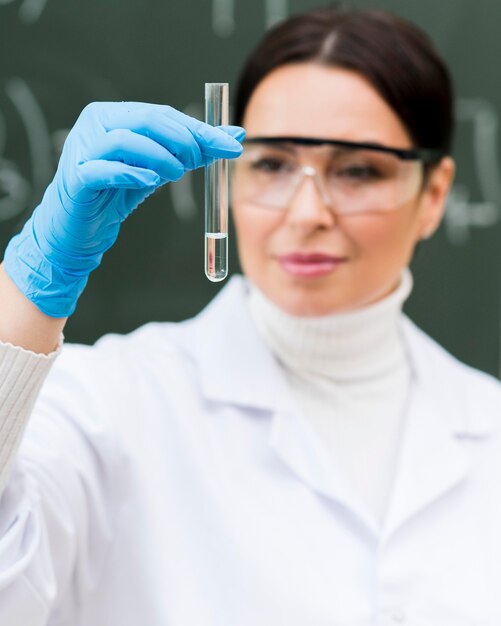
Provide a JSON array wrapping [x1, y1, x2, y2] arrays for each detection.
[[0, 6, 500, 625]]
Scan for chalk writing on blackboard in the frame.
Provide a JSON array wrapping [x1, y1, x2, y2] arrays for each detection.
[[445, 98, 501, 245], [0, 0, 49, 23], [0, 78, 65, 226]]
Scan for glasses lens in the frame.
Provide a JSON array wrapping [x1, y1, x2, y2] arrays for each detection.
[[232, 143, 302, 209], [232, 142, 423, 213], [324, 148, 422, 213]]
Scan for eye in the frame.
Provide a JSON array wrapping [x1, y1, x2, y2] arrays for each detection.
[[249, 157, 293, 173], [336, 164, 383, 181]]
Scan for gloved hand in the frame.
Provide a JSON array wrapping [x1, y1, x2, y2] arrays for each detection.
[[3, 101, 245, 317]]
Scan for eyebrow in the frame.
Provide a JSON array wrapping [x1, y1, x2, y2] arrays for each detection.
[[246, 141, 294, 153], [244, 136, 447, 162]]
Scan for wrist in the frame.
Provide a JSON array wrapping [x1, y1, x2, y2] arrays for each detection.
[[4, 220, 89, 318], [0, 263, 66, 353]]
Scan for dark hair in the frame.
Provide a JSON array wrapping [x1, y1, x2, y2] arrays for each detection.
[[234, 4, 454, 159]]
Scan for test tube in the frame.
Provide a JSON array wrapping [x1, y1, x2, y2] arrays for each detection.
[[205, 82, 229, 282]]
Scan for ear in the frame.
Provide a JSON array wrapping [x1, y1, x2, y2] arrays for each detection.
[[417, 157, 455, 240]]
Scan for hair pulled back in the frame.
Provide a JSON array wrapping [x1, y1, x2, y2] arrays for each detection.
[[234, 4, 454, 156]]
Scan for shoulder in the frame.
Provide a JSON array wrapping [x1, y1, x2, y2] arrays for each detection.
[[33, 321, 197, 463], [402, 315, 501, 414], [50, 276, 250, 387], [49, 321, 187, 396]]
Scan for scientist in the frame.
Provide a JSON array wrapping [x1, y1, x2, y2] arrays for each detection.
[[0, 5, 500, 626]]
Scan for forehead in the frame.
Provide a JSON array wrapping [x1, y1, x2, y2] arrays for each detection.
[[242, 63, 412, 148]]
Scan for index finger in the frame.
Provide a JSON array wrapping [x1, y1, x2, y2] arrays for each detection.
[[97, 102, 244, 170]]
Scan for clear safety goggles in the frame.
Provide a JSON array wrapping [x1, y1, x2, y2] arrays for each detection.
[[231, 137, 446, 215]]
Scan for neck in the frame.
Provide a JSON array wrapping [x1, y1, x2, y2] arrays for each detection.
[[247, 269, 413, 383]]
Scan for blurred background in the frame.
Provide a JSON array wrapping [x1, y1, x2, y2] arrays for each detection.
[[0, 0, 500, 377]]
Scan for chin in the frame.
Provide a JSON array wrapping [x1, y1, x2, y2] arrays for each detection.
[[272, 290, 342, 318], [246, 268, 351, 317]]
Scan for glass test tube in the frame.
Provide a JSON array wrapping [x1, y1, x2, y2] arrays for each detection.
[[205, 82, 229, 282]]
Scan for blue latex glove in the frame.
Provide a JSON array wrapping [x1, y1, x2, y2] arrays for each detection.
[[3, 102, 245, 317]]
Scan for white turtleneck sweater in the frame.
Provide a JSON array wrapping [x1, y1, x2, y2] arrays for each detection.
[[247, 269, 414, 525]]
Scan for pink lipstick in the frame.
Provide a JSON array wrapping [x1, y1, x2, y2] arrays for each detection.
[[277, 252, 347, 278]]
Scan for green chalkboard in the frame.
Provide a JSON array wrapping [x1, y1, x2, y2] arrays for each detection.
[[1, 0, 500, 376]]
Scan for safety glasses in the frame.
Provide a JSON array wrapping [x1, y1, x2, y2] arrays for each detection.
[[231, 136, 446, 215]]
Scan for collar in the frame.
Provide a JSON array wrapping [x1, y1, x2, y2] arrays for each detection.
[[246, 269, 412, 384], [180, 275, 296, 414], [401, 315, 498, 438], [180, 275, 499, 438], [177, 276, 500, 537]]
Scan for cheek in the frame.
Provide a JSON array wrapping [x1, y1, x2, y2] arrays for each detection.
[[346, 204, 422, 262], [232, 204, 278, 269]]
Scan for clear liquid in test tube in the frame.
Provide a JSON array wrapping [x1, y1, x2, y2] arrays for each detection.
[[205, 82, 229, 282]]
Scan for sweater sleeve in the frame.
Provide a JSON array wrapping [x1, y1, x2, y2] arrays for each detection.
[[0, 338, 62, 494]]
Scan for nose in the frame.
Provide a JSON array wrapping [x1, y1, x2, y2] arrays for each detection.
[[285, 168, 337, 231]]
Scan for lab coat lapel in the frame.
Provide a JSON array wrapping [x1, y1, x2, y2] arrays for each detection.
[[270, 405, 381, 537], [189, 277, 381, 534], [381, 317, 490, 543], [381, 377, 471, 542], [187, 276, 293, 412], [188, 281, 496, 543]]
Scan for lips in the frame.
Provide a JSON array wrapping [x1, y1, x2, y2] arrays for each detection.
[[277, 252, 347, 278]]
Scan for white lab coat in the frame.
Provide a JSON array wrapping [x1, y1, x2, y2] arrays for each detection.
[[0, 276, 500, 626]]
